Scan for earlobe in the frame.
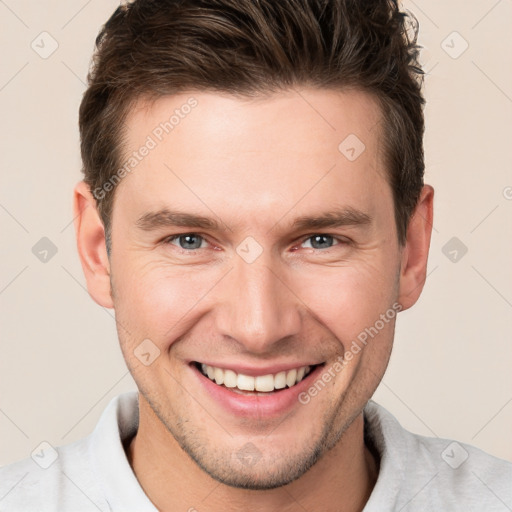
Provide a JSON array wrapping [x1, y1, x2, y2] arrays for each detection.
[[397, 185, 434, 311], [73, 181, 114, 309]]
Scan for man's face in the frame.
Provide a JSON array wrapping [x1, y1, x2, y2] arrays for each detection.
[[109, 88, 403, 488]]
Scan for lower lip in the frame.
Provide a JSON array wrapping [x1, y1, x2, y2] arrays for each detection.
[[190, 363, 325, 418]]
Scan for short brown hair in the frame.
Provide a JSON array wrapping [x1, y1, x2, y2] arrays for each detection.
[[79, 0, 425, 249]]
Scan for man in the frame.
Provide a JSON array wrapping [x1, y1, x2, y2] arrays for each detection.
[[1, 0, 510, 510]]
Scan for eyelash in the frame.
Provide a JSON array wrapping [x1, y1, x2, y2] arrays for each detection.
[[163, 233, 348, 253]]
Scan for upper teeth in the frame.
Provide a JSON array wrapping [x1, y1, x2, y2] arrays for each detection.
[[200, 363, 312, 392]]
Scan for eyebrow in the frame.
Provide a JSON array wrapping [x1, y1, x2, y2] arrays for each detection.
[[135, 207, 372, 233], [136, 209, 221, 231], [288, 207, 372, 231]]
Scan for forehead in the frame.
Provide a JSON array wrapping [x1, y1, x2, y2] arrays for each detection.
[[114, 88, 389, 231], [123, 87, 383, 158]]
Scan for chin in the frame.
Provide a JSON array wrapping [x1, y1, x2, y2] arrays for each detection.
[[187, 445, 323, 490]]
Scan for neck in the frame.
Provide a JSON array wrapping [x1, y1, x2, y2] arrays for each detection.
[[127, 395, 378, 512]]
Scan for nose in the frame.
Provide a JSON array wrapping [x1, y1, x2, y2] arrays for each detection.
[[214, 253, 302, 354]]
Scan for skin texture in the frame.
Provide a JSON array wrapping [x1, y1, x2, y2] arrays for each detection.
[[74, 88, 434, 512]]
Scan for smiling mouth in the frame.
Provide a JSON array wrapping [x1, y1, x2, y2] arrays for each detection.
[[193, 362, 323, 395]]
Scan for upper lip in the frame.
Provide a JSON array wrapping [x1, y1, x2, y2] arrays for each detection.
[[192, 360, 324, 377]]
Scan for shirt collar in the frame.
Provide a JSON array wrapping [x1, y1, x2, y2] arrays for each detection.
[[88, 391, 158, 512], [88, 393, 406, 511]]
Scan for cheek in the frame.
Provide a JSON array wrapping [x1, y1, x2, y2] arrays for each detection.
[[112, 258, 216, 346], [292, 257, 398, 340]]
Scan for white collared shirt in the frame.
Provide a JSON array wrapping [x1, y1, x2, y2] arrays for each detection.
[[1, 392, 510, 511]]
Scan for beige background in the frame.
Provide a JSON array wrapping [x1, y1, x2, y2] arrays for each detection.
[[0, 0, 511, 467]]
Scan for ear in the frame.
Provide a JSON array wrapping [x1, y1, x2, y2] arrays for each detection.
[[397, 185, 434, 310], [73, 181, 114, 309]]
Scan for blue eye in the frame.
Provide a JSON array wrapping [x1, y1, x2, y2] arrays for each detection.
[[167, 233, 206, 250], [164, 233, 345, 253], [301, 234, 340, 250]]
